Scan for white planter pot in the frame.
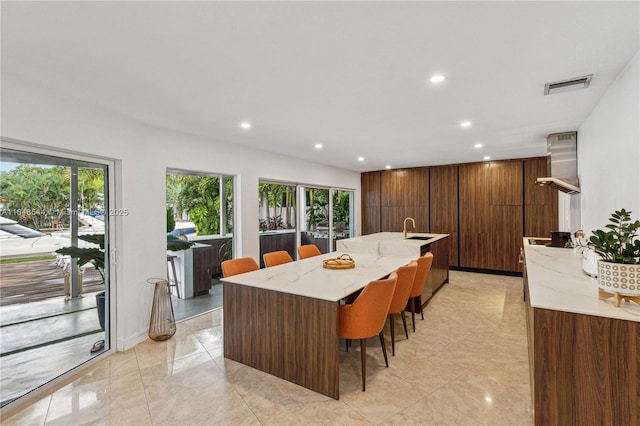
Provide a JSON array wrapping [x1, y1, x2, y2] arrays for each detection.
[[596, 261, 640, 307]]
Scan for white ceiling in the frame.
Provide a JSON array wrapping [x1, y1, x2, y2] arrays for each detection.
[[2, 1, 638, 172]]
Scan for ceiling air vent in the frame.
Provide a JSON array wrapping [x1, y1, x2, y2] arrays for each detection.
[[544, 74, 593, 95]]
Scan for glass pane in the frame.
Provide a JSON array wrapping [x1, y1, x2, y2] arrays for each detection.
[[332, 189, 354, 250], [166, 171, 233, 320], [258, 182, 297, 267], [0, 148, 108, 407], [301, 187, 330, 254]]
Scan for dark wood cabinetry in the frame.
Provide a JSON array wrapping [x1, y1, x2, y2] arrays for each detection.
[[523, 267, 640, 426], [361, 171, 381, 234], [380, 168, 429, 232], [196, 237, 232, 276], [422, 236, 450, 304], [459, 163, 491, 269], [524, 157, 558, 238], [459, 161, 523, 272], [259, 231, 296, 268], [362, 157, 557, 274], [192, 244, 215, 296], [429, 165, 458, 267]]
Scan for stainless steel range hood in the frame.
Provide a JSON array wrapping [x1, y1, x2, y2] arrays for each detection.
[[535, 132, 580, 194]]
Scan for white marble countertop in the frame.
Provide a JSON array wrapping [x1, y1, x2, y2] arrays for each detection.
[[523, 238, 640, 322], [220, 252, 415, 302], [336, 232, 449, 256]]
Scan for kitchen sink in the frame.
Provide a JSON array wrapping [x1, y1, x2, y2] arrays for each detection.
[[406, 236, 433, 240]]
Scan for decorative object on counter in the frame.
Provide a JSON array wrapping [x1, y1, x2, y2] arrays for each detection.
[[590, 208, 640, 307], [147, 277, 177, 341], [323, 254, 355, 269]]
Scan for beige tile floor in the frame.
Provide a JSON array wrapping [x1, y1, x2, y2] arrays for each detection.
[[2, 271, 532, 425]]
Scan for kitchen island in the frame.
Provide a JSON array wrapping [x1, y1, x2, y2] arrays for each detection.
[[222, 251, 415, 399], [522, 239, 639, 426], [337, 232, 450, 305]]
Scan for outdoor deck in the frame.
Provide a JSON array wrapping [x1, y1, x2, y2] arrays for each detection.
[[0, 259, 103, 306]]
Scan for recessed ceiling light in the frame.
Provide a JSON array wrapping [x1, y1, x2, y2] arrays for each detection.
[[239, 121, 252, 130], [314, 143, 323, 149], [484, 156, 491, 160], [385, 165, 391, 169], [357, 157, 365, 162], [474, 143, 483, 149], [460, 121, 472, 128], [430, 74, 445, 84]]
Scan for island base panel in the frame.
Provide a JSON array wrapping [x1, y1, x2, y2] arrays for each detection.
[[223, 282, 340, 399]]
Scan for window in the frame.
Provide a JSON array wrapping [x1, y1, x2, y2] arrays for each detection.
[[258, 181, 296, 267], [301, 186, 354, 253], [166, 170, 234, 319]]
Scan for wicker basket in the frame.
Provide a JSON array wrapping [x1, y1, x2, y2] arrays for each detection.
[[323, 254, 355, 270]]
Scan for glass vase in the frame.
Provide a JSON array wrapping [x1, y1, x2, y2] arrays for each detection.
[[147, 278, 176, 341]]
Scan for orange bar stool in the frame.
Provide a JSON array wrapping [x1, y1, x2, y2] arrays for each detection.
[[385, 261, 417, 356], [263, 250, 294, 267], [221, 257, 259, 277], [407, 252, 434, 332], [297, 244, 322, 259], [338, 272, 398, 391]]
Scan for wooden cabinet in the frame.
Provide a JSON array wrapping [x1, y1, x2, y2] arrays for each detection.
[[196, 237, 232, 276], [429, 165, 458, 267], [380, 168, 429, 232], [362, 157, 554, 274], [459, 163, 491, 269], [259, 231, 296, 268], [523, 268, 640, 426], [421, 236, 450, 304], [524, 157, 558, 238], [192, 244, 214, 296], [361, 171, 381, 235], [459, 161, 523, 272]]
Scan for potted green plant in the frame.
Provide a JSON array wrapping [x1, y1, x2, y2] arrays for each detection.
[[56, 234, 106, 352], [589, 208, 640, 307]]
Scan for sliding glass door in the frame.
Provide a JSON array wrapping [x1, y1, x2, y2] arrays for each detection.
[[258, 181, 297, 267], [301, 186, 354, 254], [0, 146, 110, 407]]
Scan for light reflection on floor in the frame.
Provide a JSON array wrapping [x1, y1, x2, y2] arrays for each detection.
[[0, 281, 222, 407], [3, 271, 533, 425]]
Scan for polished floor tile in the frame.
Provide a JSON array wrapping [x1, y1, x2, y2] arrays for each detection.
[[2, 271, 532, 425]]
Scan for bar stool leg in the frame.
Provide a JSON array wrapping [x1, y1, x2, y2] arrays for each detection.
[[167, 257, 180, 298]]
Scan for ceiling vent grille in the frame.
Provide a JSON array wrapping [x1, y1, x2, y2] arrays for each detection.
[[544, 74, 593, 95]]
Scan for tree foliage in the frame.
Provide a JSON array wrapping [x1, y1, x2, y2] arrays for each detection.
[[0, 164, 104, 230], [167, 174, 233, 235], [258, 183, 296, 230]]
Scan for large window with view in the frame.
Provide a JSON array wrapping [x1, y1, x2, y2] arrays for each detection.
[[258, 181, 297, 267], [301, 186, 354, 254], [166, 170, 233, 319], [0, 146, 111, 408]]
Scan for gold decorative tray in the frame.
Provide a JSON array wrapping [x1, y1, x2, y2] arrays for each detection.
[[323, 254, 355, 270]]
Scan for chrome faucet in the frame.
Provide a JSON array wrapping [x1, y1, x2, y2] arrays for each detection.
[[403, 217, 416, 238]]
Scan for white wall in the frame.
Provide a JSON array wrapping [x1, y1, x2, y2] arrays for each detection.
[[576, 50, 640, 236], [1, 73, 361, 350]]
